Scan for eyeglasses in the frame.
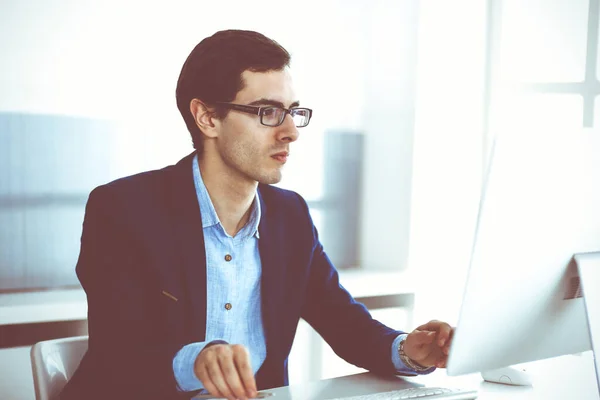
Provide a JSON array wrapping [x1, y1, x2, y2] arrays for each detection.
[[214, 102, 313, 127]]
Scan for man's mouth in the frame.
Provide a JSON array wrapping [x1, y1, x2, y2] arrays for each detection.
[[271, 152, 289, 163]]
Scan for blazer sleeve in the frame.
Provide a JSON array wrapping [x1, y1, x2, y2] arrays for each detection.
[[61, 186, 190, 400], [297, 194, 404, 375]]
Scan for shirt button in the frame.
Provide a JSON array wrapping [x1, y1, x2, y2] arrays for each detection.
[[224, 254, 232, 262], [224, 303, 232, 310]]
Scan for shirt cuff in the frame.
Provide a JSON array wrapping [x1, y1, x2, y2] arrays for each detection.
[[391, 334, 436, 375], [173, 339, 228, 392]]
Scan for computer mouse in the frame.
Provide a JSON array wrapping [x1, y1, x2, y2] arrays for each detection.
[[481, 366, 533, 386]]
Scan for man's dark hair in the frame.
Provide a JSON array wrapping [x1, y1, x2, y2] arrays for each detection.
[[176, 29, 291, 150]]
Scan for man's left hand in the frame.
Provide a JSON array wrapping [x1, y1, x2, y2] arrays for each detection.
[[404, 320, 454, 369]]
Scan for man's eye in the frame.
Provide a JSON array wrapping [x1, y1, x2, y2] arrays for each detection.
[[263, 108, 278, 116]]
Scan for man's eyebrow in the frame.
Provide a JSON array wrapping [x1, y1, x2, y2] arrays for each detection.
[[248, 98, 301, 108]]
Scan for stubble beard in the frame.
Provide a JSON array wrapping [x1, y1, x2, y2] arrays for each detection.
[[221, 142, 283, 186]]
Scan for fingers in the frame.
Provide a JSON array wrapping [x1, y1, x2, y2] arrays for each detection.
[[195, 364, 221, 398], [404, 330, 436, 366], [406, 321, 455, 369], [435, 329, 453, 368], [206, 359, 235, 399], [194, 343, 257, 400], [233, 344, 258, 398], [409, 330, 436, 346], [442, 329, 454, 356], [416, 320, 454, 347], [218, 348, 248, 400]]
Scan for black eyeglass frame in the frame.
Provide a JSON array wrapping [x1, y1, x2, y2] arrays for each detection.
[[214, 102, 313, 127]]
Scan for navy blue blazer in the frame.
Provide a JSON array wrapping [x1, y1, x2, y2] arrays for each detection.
[[60, 152, 403, 400]]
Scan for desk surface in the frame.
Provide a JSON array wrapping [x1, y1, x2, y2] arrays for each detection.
[[262, 352, 599, 399], [0, 288, 87, 325]]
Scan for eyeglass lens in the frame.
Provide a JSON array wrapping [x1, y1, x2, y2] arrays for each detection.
[[261, 107, 310, 127]]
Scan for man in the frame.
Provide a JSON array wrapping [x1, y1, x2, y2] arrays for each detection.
[[60, 30, 453, 400]]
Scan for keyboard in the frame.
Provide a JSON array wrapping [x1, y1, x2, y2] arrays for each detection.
[[327, 386, 478, 400]]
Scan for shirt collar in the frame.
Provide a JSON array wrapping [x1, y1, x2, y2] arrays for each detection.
[[192, 155, 261, 239]]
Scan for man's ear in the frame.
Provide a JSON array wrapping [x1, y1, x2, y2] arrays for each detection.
[[190, 99, 219, 138]]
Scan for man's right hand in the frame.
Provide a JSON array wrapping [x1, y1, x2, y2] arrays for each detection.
[[194, 343, 258, 400]]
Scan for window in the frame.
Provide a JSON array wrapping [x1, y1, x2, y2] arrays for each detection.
[[489, 0, 598, 138]]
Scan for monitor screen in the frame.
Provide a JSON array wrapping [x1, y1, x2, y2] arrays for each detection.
[[447, 128, 600, 376]]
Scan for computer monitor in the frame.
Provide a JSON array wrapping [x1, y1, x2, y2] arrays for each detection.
[[446, 128, 600, 389]]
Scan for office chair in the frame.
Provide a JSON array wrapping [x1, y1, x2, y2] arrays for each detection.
[[30, 336, 88, 400]]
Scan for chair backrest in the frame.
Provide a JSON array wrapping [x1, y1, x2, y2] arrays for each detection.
[[30, 336, 88, 400]]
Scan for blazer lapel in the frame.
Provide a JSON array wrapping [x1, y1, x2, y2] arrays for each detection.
[[257, 187, 286, 357], [168, 152, 208, 341]]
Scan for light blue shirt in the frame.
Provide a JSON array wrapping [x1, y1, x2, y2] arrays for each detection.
[[172, 156, 429, 392], [173, 156, 266, 391]]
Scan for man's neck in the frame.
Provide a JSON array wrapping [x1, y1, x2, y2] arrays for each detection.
[[198, 155, 257, 237]]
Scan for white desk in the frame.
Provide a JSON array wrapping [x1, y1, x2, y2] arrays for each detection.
[[263, 352, 599, 399], [0, 288, 87, 326], [338, 270, 416, 324]]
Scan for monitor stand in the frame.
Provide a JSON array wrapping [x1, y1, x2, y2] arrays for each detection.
[[574, 252, 600, 393], [480, 366, 532, 386], [480, 252, 600, 388]]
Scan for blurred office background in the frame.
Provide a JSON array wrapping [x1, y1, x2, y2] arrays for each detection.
[[0, 0, 597, 398]]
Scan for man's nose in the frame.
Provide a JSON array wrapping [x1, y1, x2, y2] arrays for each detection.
[[278, 114, 299, 142]]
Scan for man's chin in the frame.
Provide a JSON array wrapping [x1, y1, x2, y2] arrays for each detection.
[[256, 171, 283, 185]]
